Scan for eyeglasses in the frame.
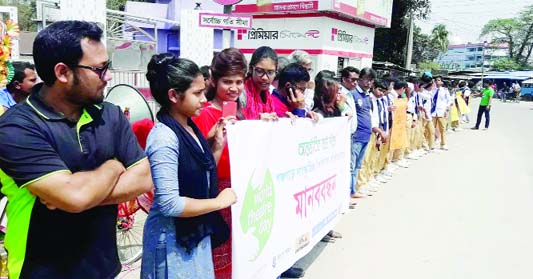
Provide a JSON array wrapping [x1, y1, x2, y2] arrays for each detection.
[[73, 60, 111, 80], [253, 67, 277, 79], [350, 77, 359, 82]]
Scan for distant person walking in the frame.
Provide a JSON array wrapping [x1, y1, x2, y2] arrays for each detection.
[[472, 80, 494, 130]]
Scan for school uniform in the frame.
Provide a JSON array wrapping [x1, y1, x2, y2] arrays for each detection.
[[357, 94, 383, 188], [351, 85, 373, 194], [419, 89, 435, 150], [377, 94, 394, 173], [406, 91, 420, 156], [431, 87, 451, 148]]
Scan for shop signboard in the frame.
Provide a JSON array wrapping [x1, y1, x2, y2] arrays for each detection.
[[199, 12, 253, 30], [233, 0, 320, 14], [233, 0, 393, 28], [329, 0, 393, 27], [234, 16, 374, 58]]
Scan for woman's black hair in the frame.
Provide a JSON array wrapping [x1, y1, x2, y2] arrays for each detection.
[[247, 46, 278, 77], [146, 53, 201, 110], [206, 48, 247, 120], [313, 70, 341, 117]]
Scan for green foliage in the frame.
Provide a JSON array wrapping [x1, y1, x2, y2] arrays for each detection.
[[17, 1, 36, 32], [491, 58, 521, 71], [404, 0, 431, 20], [412, 24, 439, 65], [374, 0, 432, 65], [431, 24, 449, 52], [107, 0, 154, 11], [0, 0, 37, 31], [418, 61, 440, 72], [480, 5, 533, 67]]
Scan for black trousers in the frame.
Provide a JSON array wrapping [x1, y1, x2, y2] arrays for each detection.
[[475, 105, 490, 129]]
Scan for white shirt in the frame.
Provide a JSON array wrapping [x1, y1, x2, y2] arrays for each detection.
[[304, 88, 314, 112], [418, 89, 433, 120], [407, 91, 419, 120], [431, 87, 451, 117], [370, 94, 380, 129], [462, 86, 471, 97], [340, 85, 358, 134]]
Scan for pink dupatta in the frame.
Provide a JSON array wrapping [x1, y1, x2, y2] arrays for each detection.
[[242, 77, 275, 119]]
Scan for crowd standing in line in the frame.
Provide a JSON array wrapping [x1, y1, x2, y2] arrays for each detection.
[[0, 20, 498, 279]]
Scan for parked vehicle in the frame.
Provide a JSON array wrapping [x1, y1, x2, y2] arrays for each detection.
[[521, 79, 533, 101]]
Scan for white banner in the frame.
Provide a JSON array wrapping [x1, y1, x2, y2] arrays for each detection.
[[227, 118, 351, 279]]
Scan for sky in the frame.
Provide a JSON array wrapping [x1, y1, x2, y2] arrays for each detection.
[[415, 0, 530, 45]]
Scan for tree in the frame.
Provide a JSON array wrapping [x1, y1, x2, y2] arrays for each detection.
[[418, 61, 440, 72], [0, 0, 37, 31], [412, 24, 439, 65], [17, 1, 37, 32], [107, 0, 155, 11], [515, 5, 533, 65], [491, 58, 521, 71], [480, 18, 519, 59], [373, 0, 431, 65], [480, 5, 533, 67], [431, 24, 449, 52]]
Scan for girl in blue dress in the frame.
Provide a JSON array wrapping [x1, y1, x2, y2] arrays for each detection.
[[141, 53, 237, 279]]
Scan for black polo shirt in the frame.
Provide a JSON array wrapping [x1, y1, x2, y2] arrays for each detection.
[[0, 84, 146, 279]]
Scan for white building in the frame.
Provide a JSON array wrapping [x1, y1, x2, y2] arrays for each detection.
[[437, 43, 509, 71], [233, 0, 394, 73]]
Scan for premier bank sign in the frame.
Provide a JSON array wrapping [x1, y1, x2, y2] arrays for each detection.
[[235, 17, 375, 55], [237, 28, 321, 40]]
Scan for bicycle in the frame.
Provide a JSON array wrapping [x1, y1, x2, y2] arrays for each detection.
[[116, 191, 153, 265], [116, 118, 155, 265]]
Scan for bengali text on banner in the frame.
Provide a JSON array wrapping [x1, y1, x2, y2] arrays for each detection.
[[227, 117, 350, 279]]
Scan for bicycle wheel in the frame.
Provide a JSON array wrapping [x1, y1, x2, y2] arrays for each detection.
[[116, 207, 147, 265]]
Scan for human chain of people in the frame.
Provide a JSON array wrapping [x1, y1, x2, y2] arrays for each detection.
[[0, 20, 497, 279]]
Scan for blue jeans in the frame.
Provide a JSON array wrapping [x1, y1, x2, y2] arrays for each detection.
[[350, 140, 369, 195]]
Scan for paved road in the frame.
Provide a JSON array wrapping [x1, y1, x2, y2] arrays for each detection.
[[296, 98, 533, 279], [119, 98, 533, 279]]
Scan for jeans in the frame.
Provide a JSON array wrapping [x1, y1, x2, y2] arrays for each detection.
[[350, 139, 369, 195], [475, 105, 490, 129]]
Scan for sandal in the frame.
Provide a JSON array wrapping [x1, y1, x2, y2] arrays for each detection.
[[328, 230, 342, 239], [321, 235, 336, 243]]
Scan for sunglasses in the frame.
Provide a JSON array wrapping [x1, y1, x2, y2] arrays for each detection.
[[74, 60, 111, 80]]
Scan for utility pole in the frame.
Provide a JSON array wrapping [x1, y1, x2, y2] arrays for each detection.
[[480, 46, 484, 85], [404, 11, 414, 70]]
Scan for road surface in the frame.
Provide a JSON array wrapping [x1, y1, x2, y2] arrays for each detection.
[[119, 98, 533, 279], [297, 98, 533, 279]]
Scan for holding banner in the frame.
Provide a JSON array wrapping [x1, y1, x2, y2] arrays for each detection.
[[390, 98, 408, 150], [227, 118, 350, 279]]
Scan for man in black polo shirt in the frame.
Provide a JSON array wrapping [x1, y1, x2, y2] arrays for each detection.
[[0, 21, 152, 279]]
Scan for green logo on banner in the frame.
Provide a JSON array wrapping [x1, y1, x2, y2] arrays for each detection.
[[240, 169, 275, 261]]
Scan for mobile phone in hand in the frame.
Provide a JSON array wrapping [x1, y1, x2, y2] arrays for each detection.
[[222, 101, 237, 118]]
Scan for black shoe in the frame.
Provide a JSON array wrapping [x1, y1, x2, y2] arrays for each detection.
[[281, 267, 305, 278], [470, 127, 479, 130]]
